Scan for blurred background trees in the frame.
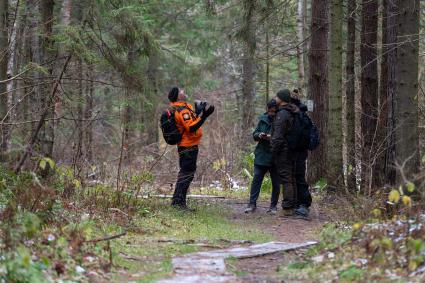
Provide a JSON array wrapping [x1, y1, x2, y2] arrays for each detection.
[[0, 0, 423, 193]]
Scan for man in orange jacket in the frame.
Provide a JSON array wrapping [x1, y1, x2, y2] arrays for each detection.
[[168, 87, 215, 210]]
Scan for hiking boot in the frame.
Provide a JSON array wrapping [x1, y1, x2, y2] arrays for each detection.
[[267, 206, 277, 215], [294, 205, 310, 220], [244, 204, 256, 213]]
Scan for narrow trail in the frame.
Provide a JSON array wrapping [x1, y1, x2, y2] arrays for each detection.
[[158, 199, 327, 283], [225, 200, 326, 243]]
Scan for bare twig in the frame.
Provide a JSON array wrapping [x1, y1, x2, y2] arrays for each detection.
[[14, 55, 72, 173], [85, 231, 127, 244]]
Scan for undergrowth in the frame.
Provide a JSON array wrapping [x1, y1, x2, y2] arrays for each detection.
[[0, 166, 271, 282]]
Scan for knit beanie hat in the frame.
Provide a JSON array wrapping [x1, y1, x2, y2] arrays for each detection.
[[276, 89, 291, 103], [267, 99, 277, 109], [168, 87, 179, 102]]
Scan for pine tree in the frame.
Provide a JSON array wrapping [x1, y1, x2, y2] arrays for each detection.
[[308, 0, 329, 181], [328, 0, 343, 187], [395, 0, 420, 182], [0, 0, 8, 160], [346, 0, 357, 191], [360, 0, 378, 193]]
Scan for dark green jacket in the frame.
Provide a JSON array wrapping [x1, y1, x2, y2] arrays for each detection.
[[253, 114, 273, 166]]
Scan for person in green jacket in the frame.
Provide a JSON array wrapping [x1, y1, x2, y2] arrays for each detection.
[[245, 99, 281, 214]]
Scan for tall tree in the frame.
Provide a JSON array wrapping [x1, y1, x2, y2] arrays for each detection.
[[296, 0, 305, 90], [328, 0, 343, 186], [386, 0, 398, 184], [0, 0, 8, 160], [360, 0, 378, 193], [394, 0, 420, 182], [376, 0, 388, 187], [240, 0, 256, 140], [39, 0, 55, 160], [308, 0, 329, 181], [346, 0, 357, 191]]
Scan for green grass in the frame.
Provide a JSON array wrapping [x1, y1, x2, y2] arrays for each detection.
[[109, 200, 273, 282]]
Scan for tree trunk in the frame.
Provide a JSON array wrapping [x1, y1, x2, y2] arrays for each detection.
[[375, 0, 388, 187], [265, 28, 270, 103], [296, 0, 305, 90], [360, 0, 378, 193], [0, 0, 8, 161], [84, 66, 94, 163], [61, 0, 72, 26], [346, 0, 357, 192], [73, 59, 84, 175], [386, 0, 397, 184], [308, 0, 329, 182], [302, 0, 308, 83], [394, 0, 420, 183], [241, 0, 256, 141], [7, 0, 22, 152], [328, 0, 343, 187], [145, 50, 159, 145], [39, 0, 55, 160]]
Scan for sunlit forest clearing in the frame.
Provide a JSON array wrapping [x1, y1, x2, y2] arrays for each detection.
[[0, 0, 424, 282]]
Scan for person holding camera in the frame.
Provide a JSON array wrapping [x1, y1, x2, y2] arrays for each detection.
[[245, 99, 281, 214], [168, 87, 214, 211]]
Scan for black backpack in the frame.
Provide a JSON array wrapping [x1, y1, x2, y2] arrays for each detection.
[[287, 112, 320, 151], [160, 107, 185, 145]]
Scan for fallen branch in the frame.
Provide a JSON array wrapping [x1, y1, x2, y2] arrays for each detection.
[[108, 208, 130, 218], [146, 194, 225, 199], [85, 231, 127, 244]]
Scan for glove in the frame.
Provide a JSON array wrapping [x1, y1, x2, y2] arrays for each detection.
[[202, 105, 215, 119], [195, 101, 207, 115]]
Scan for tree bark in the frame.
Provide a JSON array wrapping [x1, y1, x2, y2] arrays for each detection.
[[145, 50, 159, 145], [328, 0, 343, 187], [84, 66, 94, 163], [241, 0, 256, 141], [265, 27, 270, 103], [375, 0, 388, 187], [308, 0, 329, 182], [296, 0, 305, 90], [386, 0, 397, 184], [0, 0, 8, 161], [394, 0, 420, 183], [73, 59, 84, 175], [346, 0, 357, 192], [360, 0, 378, 193], [33, 0, 54, 163]]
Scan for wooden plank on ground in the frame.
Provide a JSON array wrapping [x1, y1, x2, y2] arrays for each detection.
[[158, 241, 317, 283]]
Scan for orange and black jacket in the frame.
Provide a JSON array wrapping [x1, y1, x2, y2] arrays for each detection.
[[171, 101, 204, 147]]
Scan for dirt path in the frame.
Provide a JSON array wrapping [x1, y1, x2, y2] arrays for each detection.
[[157, 199, 327, 283], [225, 200, 326, 243], [220, 199, 327, 282]]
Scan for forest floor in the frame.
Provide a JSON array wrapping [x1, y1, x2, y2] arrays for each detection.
[[103, 197, 331, 283], [3, 177, 425, 282]]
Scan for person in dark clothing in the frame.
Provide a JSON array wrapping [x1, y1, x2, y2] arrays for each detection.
[[291, 89, 312, 217], [271, 89, 299, 216], [168, 87, 214, 210], [245, 100, 281, 214]]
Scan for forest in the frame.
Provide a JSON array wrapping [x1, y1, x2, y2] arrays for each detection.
[[0, 0, 424, 282]]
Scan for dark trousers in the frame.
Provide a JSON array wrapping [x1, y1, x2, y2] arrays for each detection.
[[274, 151, 296, 209], [295, 151, 312, 207], [248, 164, 280, 206], [172, 146, 198, 206]]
